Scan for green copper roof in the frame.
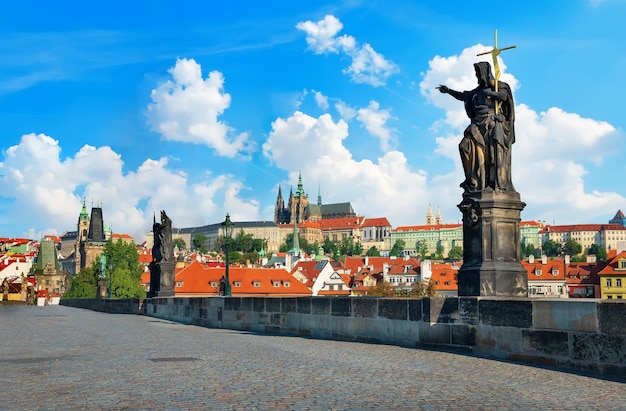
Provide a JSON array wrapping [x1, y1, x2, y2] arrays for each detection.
[[79, 198, 89, 220]]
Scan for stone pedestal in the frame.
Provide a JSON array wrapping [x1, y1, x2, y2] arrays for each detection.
[[97, 278, 108, 299], [150, 261, 175, 297], [457, 190, 528, 297]]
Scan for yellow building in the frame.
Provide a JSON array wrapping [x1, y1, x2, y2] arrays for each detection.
[[598, 251, 626, 299]]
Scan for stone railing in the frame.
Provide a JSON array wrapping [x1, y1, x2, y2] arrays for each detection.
[[60, 298, 146, 314], [61, 296, 626, 379]]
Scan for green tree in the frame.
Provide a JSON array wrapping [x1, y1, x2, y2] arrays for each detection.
[[521, 243, 536, 259], [448, 246, 463, 261], [416, 241, 429, 259], [192, 234, 208, 253], [542, 240, 561, 257], [366, 246, 380, 257], [435, 244, 444, 259], [104, 239, 145, 299], [588, 244, 608, 262], [322, 238, 337, 257], [409, 279, 437, 297], [367, 280, 396, 297], [563, 239, 582, 257], [63, 266, 97, 298], [390, 239, 406, 257], [172, 238, 186, 252]]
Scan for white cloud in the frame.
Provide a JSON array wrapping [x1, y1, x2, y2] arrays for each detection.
[[420, 45, 625, 224], [145, 58, 253, 158], [334, 100, 357, 121], [262, 111, 428, 226], [313, 90, 329, 111], [296, 15, 398, 87], [356, 101, 396, 151], [0, 133, 260, 241]]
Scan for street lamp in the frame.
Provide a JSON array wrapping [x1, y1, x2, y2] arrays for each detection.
[[221, 213, 235, 296]]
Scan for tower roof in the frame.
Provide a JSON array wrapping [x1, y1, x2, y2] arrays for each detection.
[[79, 198, 89, 221]]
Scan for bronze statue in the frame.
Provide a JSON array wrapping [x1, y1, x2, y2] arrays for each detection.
[[437, 61, 515, 193]]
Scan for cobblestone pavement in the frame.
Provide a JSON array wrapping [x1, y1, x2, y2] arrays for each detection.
[[1, 305, 624, 410]]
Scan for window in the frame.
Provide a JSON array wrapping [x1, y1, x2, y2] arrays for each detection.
[[283, 282, 290, 288], [606, 279, 612, 287], [176, 281, 183, 287], [552, 270, 559, 276], [210, 282, 218, 287], [253, 281, 261, 288], [234, 282, 241, 288], [617, 279, 622, 287], [535, 269, 542, 276], [273, 281, 280, 288]]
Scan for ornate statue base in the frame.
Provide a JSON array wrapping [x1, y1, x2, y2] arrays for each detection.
[[148, 261, 175, 298], [457, 189, 528, 297], [97, 278, 108, 299]]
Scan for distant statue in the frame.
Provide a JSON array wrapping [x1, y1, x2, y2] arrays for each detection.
[[99, 254, 107, 279], [2, 278, 8, 300], [437, 61, 515, 192], [152, 210, 173, 262]]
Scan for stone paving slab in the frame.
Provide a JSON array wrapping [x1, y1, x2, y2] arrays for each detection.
[[0, 305, 624, 410]]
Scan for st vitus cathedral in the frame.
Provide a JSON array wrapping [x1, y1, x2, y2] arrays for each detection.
[[274, 173, 356, 225]]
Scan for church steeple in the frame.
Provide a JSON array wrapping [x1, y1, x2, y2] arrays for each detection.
[[295, 171, 306, 197], [317, 183, 322, 206], [79, 197, 89, 222], [426, 204, 435, 225], [436, 206, 443, 225]]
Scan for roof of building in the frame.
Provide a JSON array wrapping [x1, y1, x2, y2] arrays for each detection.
[[318, 217, 366, 231], [541, 224, 626, 233], [360, 217, 391, 227], [597, 251, 626, 276], [174, 261, 312, 296]]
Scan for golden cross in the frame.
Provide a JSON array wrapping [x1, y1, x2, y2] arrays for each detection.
[[477, 29, 516, 113]]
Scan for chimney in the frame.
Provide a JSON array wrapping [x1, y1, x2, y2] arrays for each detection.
[[541, 254, 547, 265], [421, 260, 432, 281], [528, 254, 534, 264], [364, 256, 368, 266], [564, 255, 570, 265]]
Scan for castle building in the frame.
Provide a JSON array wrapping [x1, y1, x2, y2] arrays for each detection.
[[274, 174, 356, 225], [609, 209, 626, 227]]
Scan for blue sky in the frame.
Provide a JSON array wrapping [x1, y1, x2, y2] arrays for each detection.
[[1, 0, 625, 242]]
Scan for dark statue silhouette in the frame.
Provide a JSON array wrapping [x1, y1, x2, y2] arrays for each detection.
[[437, 61, 515, 193]]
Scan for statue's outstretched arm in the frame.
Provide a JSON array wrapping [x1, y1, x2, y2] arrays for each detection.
[[436, 85, 465, 101]]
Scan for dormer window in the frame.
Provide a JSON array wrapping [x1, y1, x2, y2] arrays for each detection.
[[234, 281, 242, 288], [253, 281, 261, 288], [535, 269, 542, 276], [283, 281, 290, 288], [552, 269, 559, 276], [273, 281, 280, 288]]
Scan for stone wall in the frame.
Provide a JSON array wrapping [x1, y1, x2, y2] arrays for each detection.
[[62, 296, 626, 379], [60, 298, 146, 314]]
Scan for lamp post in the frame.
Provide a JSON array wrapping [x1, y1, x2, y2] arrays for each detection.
[[221, 213, 235, 296]]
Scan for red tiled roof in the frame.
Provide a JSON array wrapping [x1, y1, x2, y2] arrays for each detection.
[[174, 261, 311, 296], [361, 217, 391, 227], [522, 260, 566, 281], [319, 217, 363, 231], [541, 224, 626, 233], [597, 251, 626, 276], [429, 263, 459, 291]]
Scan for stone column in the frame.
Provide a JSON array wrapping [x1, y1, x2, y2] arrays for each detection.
[[97, 278, 108, 299], [457, 190, 528, 297]]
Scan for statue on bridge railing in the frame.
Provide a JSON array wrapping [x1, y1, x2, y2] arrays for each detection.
[[437, 61, 515, 193]]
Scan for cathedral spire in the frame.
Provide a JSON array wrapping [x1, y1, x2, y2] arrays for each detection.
[[317, 182, 322, 206]]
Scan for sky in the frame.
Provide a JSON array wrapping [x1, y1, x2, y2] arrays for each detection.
[[1, 0, 625, 242]]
